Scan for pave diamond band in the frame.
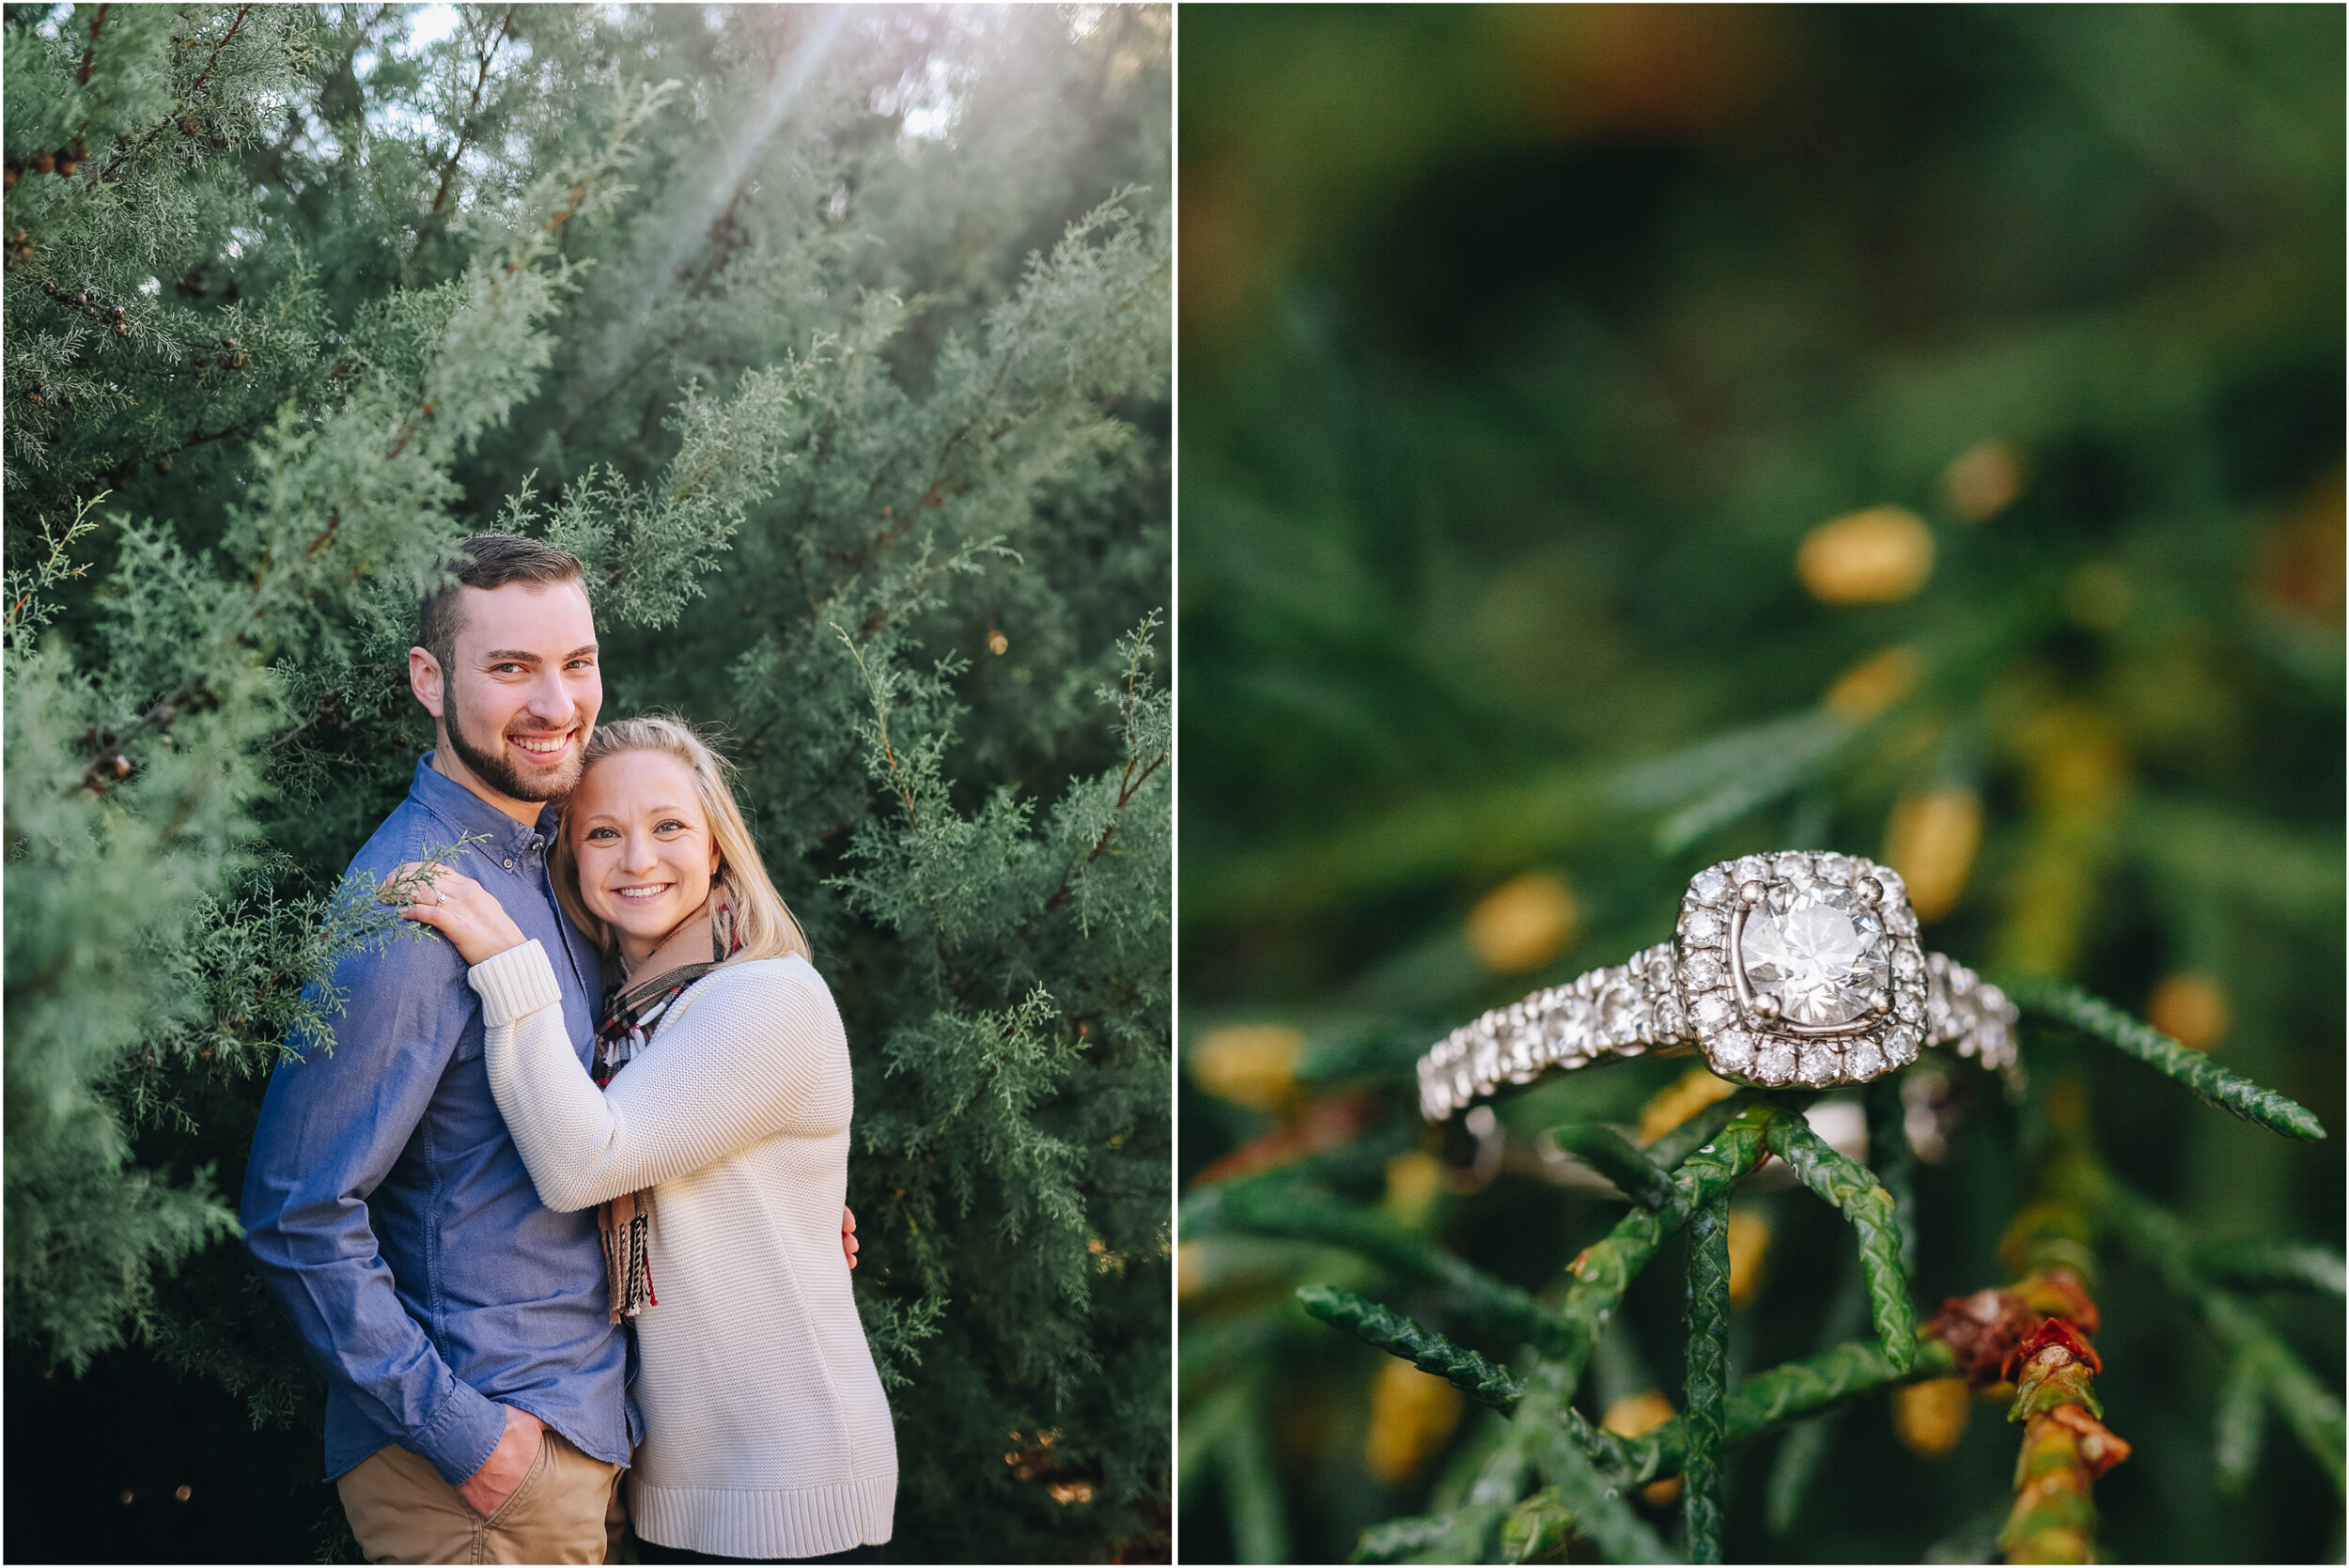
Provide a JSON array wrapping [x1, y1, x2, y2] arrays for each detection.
[[1417, 850, 2019, 1122]]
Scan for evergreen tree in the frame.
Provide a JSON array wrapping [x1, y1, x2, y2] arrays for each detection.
[[1175, 8, 2340, 1565], [4, 7, 1169, 1560]]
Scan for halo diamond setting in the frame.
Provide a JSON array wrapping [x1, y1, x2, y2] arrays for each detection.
[[1677, 851, 1925, 1088]]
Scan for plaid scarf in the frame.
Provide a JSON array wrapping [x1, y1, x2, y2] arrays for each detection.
[[589, 908, 739, 1323]]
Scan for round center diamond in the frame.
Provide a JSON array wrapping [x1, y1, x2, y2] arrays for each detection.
[[1739, 897, 1887, 1026]]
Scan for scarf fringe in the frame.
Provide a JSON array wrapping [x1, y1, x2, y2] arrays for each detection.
[[599, 1187, 659, 1323]]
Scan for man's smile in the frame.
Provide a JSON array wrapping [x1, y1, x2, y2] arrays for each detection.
[[509, 728, 579, 760]]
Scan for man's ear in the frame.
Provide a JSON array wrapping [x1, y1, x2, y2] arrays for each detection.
[[409, 646, 446, 719]]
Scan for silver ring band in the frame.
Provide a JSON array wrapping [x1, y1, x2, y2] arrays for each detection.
[[1416, 851, 2019, 1121]]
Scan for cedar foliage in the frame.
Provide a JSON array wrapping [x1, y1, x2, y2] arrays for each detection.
[[1176, 8, 2341, 1564], [4, 6, 1169, 1560]]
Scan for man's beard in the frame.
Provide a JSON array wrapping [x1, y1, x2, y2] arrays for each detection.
[[443, 686, 583, 804]]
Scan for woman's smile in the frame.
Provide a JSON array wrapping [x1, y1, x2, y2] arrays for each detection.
[[568, 748, 723, 971]]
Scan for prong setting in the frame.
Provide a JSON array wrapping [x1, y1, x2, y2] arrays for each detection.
[[1677, 851, 1930, 1089]]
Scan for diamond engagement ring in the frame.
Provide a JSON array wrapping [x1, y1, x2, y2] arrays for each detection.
[[1417, 850, 2019, 1121]]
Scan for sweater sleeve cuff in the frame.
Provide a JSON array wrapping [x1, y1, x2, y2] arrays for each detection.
[[467, 939, 563, 1028], [414, 1374, 507, 1485]]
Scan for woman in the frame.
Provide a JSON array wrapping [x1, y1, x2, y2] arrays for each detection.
[[400, 716, 895, 1564]]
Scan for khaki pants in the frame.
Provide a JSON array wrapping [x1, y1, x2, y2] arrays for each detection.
[[337, 1429, 625, 1565]]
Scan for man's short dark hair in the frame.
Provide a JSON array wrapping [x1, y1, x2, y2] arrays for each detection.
[[416, 534, 587, 675]]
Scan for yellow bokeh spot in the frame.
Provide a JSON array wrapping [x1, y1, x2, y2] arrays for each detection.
[[1602, 1389, 1675, 1437], [1383, 1150, 1445, 1228], [1885, 785, 1983, 923], [1466, 873, 1580, 974], [1942, 440, 2028, 522], [1824, 644, 1921, 722], [1893, 1376, 1973, 1458], [1602, 1391, 1685, 1505], [1190, 1024, 1305, 1111], [1175, 1240, 1206, 1302], [1797, 505, 1936, 604], [2146, 973, 2230, 1051], [1637, 1065, 1740, 1147], [1726, 1208, 1772, 1310], [1363, 1358, 1464, 1485], [2013, 705, 2129, 817]]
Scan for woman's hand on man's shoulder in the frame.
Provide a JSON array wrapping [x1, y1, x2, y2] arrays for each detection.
[[389, 863, 531, 967]]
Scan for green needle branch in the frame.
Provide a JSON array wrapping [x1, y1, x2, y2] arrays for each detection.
[[1297, 1286, 1527, 1409], [1763, 1110, 1917, 1373], [1681, 1188, 1733, 1564], [1212, 1181, 1573, 1355], [1553, 1123, 1681, 1212], [2104, 1183, 2347, 1495], [2003, 975, 2327, 1141], [1646, 1089, 1780, 1170], [1597, 1335, 1962, 1486]]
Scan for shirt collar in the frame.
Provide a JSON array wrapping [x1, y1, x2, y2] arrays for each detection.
[[411, 752, 564, 859]]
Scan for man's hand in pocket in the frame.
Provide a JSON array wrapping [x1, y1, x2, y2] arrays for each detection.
[[459, 1405, 546, 1517]]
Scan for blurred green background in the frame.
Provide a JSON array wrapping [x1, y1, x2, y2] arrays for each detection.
[[1175, 6, 2342, 1563]]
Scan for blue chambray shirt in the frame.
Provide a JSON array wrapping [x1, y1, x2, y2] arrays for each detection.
[[241, 753, 636, 1484]]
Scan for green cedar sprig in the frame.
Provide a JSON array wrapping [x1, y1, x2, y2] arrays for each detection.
[[1681, 1188, 1732, 1564], [1392, 1104, 1784, 1563], [1527, 1413, 1671, 1565], [1556, 1103, 1781, 1374], [1211, 1180, 1573, 1355], [1591, 1335, 1961, 1486], [1552, 1121, 1681, 1212], [1496, 1485, 1575, 1565], [2002, 974, 2326, 1141], [2106, 1183, 2346, 1494], [1297, 1285, 1526, 1409], [1645, 1088, 1770, 1169], [1763, 1109, 1917, 1373], [2191, 1240, 2345, 1296]]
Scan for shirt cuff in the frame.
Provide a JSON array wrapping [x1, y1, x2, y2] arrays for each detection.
[[467, 939, 563, 1028], [413, 1373, 508, 1486]]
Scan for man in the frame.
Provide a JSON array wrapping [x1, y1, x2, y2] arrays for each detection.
[[243, 534, 628, 1562], [244, 535, 860, 1563]]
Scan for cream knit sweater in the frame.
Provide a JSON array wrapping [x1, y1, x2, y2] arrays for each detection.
[[469, 941, 896, 1560]]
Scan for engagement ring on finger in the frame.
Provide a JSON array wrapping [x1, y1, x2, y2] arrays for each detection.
[[1417, 851, 2018, 1121]]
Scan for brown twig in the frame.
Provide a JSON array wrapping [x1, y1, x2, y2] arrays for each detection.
[[1038, 750, 1166, 917], [1924, 1265, 2129, 1564], [1038, 632, 1164, 914], [75, 4, 113, 86], [185, 5, 253, 101], [91, 5, 255, 184], [503, 182, 588, 278], [832, 627, 919, 828], [412, 6, 515, 263]]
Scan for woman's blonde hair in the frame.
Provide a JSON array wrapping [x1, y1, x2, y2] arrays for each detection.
[[552, 714, 810, 965]]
